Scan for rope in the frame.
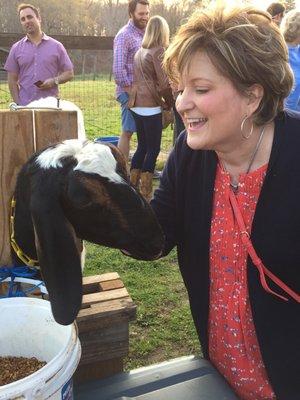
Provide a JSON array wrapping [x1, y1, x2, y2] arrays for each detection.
[[10, 197, 39, 267], [9, 102, 62, 111], [0, 266, 46, 298], [32, 109, 37, 152]]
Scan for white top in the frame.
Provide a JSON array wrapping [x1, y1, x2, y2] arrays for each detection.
[[130, 106, 162, 116]]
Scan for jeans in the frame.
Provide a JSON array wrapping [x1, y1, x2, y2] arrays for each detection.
[[117, 92, 136, 133], [130, 111, 162, 173]]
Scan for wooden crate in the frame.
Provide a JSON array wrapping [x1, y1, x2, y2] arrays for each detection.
[[74, 272, 137, 383], [0, 109, 77, 266]]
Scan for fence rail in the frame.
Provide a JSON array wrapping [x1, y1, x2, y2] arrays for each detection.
[[0, 33, 114, 50]]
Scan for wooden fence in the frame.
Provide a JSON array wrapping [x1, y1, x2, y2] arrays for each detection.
[[0, 33, 114, 51]]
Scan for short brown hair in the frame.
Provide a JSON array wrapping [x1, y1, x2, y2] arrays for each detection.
[[164, 5, 293, 125], [128, 0, 149, 16], [267, 2, 285, 18], [18, 3, 40, 18]]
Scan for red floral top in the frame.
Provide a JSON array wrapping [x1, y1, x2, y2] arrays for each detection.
[[209, 162, 276, 400]]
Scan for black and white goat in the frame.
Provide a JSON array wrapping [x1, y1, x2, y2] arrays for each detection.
[[11, 139, 164, 325]]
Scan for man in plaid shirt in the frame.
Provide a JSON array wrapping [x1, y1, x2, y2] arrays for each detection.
[[113, 0, 150, 160]]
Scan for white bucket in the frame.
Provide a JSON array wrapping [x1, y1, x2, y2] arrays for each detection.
[[0, 297, 81, 400]]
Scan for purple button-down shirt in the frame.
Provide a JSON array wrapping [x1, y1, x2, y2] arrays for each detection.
[[4, 33, 73, 105], [113, 20, 144, 97]]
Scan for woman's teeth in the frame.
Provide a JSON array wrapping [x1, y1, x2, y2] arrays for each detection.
[[187, 118, 207, 128]]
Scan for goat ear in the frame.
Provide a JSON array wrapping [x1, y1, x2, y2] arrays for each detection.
[[106, 143, 128, 178], [67, 171, 92, 208], [30, 185, 82, 325]]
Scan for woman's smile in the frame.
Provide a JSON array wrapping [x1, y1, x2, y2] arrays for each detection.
[[186, 117, 208, 131]]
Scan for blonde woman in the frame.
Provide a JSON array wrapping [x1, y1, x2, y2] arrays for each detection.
[[149, 5, 300, 400], [129, 15, 174, 201], [282, 10, 300, 111]]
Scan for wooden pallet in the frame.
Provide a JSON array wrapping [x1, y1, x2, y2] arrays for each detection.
[[74, 272, 137, 383]]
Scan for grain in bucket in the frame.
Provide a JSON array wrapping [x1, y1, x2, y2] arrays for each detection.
[[0, 297, 81, 400]]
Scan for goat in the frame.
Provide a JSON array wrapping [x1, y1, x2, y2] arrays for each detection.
[[11, 139, 164, 325], [26, 97, 86, 140]]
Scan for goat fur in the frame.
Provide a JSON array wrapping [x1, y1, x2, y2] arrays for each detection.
[[12, 139, 164, 325]]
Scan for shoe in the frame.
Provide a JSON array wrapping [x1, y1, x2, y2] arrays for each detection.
[[140, 172, 154, 202], [153, 170, 161, 179], [130, 169, 141, 189]]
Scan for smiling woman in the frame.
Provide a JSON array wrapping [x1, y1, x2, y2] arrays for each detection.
[[147, 4, 300, 400], [174, 51, 263, 154]]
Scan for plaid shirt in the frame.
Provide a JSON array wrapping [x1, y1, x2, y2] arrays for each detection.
[[113, 20, 144, 97]]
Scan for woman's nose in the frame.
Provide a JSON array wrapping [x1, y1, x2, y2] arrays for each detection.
[[176, 89, 193, 115]]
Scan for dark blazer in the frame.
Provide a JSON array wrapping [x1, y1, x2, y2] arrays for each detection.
[[151, 111, 300, 400]]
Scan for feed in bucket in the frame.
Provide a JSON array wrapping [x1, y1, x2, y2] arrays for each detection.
[[0, 297, 81, 400], [0, 356, 46, 385]]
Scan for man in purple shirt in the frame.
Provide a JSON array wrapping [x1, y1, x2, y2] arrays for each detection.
[[4, 3, 74, 106], [113, 0, 150, 160]]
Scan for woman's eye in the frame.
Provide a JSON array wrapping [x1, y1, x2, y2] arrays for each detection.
[[195, 88, 208, 94]]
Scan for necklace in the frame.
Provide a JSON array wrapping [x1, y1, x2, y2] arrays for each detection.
[[223, 125, 267, 193]]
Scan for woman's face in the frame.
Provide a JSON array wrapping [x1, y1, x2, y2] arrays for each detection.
[[176, 51, 251, 152]]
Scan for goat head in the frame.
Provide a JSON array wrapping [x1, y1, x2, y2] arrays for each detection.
[[12, 139, 164, 325]]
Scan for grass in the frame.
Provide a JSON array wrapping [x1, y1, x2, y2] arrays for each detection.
[[0, 77, 201, 370], [85, 244, 201, 370]]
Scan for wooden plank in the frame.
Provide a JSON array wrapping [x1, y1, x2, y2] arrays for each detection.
[[79, 322, 128, 344], [99, 279, 124, 291], [79, 323, 129, 364], [82, 278, 124, 295], [80, 342, 129, 364], [77, 313, 133, 333], [82, 287, 129, 306], [78, 297, 136, 319], [82, 272, 120, 284], [0, 33, 114, 50], [74, 358, 123, 384], [0, 111, 34, 265], [77, 300, 136, 332], [34, 110, 78, 149], [75, 274, 137, 383], [82, 273, 121, 294]]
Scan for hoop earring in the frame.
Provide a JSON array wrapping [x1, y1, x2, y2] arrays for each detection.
[[241, 115, 253, 139]]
